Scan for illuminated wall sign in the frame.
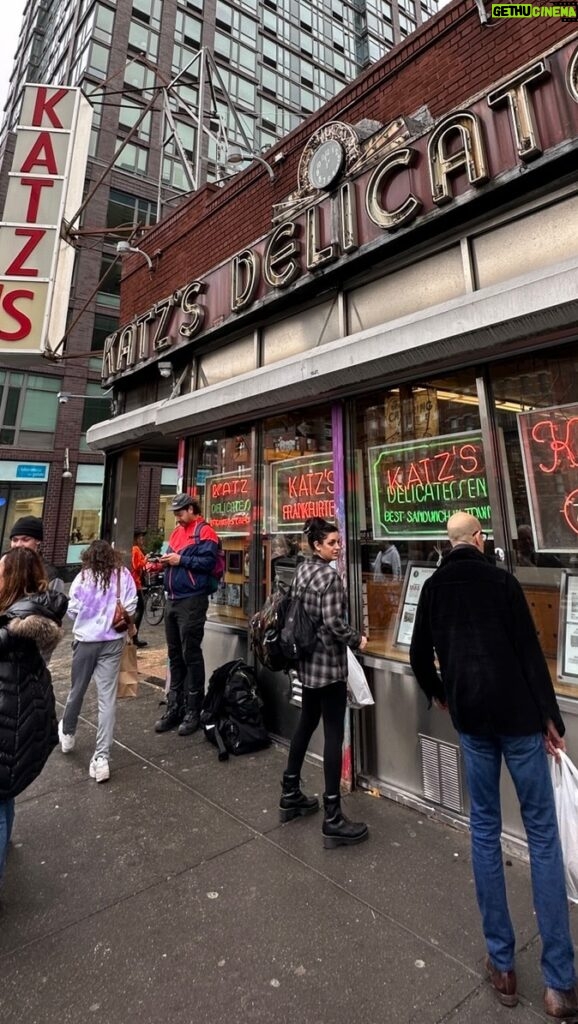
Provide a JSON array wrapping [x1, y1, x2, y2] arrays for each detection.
[[270, 454, 334, 533], [103, 39, 578, 384], [369, 432, 489, 540], [517, 403, 578, 552], [205, 470, 252, 535], [0, 85, 93, 354]]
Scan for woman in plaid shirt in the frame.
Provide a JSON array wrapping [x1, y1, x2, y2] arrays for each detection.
[[280, 517, 369, 848]]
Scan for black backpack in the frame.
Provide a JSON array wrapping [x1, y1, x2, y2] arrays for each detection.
[[200, 660, 270, 761], [249, 583, 292, 671], [278, 567, 325, 662]]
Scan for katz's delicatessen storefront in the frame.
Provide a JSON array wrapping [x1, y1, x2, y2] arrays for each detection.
[[89, 21, 578, 843]]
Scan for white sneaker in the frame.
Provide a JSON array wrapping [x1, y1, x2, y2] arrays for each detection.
[[89, 756, 110, 783], [58, 720, 75, 754]]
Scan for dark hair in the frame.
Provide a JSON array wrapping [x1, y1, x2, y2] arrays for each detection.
[[81, 539, 123, 592], [0, 548, 48, 613], [189, 499, 201, 515], [134, 530, 146, 540], [303, 517, 338, 552]]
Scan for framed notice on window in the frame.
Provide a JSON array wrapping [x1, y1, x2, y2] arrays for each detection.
[[394, 562, 436, 648], [558, 571, 578, 683]]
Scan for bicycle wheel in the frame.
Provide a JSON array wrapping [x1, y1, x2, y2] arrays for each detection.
[[144, 587, 166, 626]]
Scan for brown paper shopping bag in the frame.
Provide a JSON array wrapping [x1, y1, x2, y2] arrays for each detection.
[[117, 641, 139, 699]]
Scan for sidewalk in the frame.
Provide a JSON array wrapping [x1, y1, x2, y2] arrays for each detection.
[[1, 626, 576, 1024]]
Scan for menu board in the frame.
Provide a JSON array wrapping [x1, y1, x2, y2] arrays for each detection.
[[270, 454, 334, 533], [204, 471, 251, 536], [394, 563, 437, 647], [559, 572, 578, 682], [517, 403, 578, 552], [368, 431, 489, 540]]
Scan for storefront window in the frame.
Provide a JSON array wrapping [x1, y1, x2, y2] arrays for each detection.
[[489, 346, 578, 697], [259, 407, 333, 605], [189, 426, 253, 626], [354, 372, 485, 660], [67, 465, 104, 563]]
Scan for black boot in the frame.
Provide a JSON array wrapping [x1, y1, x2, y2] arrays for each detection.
[[322, 794, 369, 849], [154, 700, 182, 733], [279, 771, 320, 822], [178, 710, 200, 736]]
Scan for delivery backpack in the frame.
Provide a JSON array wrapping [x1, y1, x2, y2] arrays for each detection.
[[200, 659, 270, 761]]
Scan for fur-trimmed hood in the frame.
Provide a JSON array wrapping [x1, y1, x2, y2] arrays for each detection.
[[7, 613, 63, 658], [0, 592, 66, 659]]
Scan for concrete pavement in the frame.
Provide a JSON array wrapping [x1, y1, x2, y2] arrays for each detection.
[[1, 619, 577, 1024]]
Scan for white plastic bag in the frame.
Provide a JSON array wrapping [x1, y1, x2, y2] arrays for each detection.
[[346, 648, 374, 708], [550, 750, 578, 903]]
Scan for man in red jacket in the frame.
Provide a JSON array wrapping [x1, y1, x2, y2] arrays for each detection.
[[155, 494, 218, 736]]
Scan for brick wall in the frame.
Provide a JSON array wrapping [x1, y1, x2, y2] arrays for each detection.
[[120, 3, 578, 320]]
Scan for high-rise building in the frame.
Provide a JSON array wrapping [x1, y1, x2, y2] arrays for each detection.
[[0, 0, 438, 569]]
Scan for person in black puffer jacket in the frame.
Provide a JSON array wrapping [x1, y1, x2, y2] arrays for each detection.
[[0, 548, 66, 886]]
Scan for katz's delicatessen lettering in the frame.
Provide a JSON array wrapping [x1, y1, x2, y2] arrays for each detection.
[[369, 432, 490, 539], [103, 41, 578, 383]]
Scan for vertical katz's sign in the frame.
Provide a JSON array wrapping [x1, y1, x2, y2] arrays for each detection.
[[205, 471, 252, 535], [369, 432, 489, 540], [518, 403, 578, 552], [270, 454, 334, 532], [0, 85, 92, 353]]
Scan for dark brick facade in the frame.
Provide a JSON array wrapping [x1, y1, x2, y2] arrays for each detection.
[[119, 3, 578, 322]]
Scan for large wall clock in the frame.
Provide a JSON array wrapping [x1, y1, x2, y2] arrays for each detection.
[[307, 139, 345, 190]]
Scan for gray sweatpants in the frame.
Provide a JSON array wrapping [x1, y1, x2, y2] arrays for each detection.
[[62, 638, 125, 759]]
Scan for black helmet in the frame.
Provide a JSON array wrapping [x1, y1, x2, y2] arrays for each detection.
[[170, 493, 194, 512]]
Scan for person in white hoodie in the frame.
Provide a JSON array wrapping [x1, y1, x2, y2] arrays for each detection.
[[59, 540, 137, 783]]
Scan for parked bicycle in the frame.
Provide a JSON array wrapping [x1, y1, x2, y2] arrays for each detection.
[[142, 560, 166, 626]]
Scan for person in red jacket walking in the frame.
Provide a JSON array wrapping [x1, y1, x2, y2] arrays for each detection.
[[155, 494, 218, 736]]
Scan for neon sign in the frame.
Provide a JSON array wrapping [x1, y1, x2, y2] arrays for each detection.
[[270, 454, 334, 533], [518, 404, 578, 550], [369, 432, 490, 539], [204, 471, 252, 535]]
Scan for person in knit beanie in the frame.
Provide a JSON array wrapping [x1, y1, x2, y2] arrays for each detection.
[[9, 517, 64, 593]]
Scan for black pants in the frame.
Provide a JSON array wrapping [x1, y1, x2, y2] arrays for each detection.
[[165, 595, 209, 712], [286, 680, 347, 796], [134, 590, 144, 635]]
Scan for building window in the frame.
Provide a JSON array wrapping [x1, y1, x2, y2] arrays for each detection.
[[67, 464, 105, 563], [0, 372, 59, 449], [114, 140, 149, 175], [106, 189, 157, 234], [96, 253, 121, 308]]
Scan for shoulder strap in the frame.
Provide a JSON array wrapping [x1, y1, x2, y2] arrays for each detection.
[[116, 569, 121, 599], [295, 564, 327, 598]]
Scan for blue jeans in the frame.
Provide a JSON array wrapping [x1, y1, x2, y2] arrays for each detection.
[[460, 732, 575, 991], [0, 798, 15, 882]]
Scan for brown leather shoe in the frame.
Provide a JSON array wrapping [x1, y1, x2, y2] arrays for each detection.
[[544, 986, 578, 1020], [485, 955, 518, 1007]]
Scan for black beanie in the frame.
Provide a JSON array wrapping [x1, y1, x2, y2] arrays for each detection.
[[9, 516, 43, 541]]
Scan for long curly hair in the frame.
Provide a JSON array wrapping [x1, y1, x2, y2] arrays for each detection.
[[81, 539, 123, 591], [0, 548, 48, 613]]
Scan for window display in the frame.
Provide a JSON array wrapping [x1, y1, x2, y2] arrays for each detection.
[[354, 373, 485, 660]]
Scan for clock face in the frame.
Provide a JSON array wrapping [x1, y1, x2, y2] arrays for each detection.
[[308, 139, 345, 190]]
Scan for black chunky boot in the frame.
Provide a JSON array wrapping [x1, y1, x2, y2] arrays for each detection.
[[154, 700, 182, 733], [279, 771, 320, 823], [178, 710, 200, 736], [322, 794, 369, 849]]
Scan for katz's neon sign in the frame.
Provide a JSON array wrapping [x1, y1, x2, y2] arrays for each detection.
[[518, 406, 578, 548], [270, 454, 334, 532], [369, 432, 490, 539]]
